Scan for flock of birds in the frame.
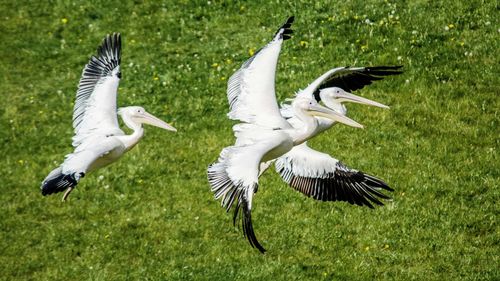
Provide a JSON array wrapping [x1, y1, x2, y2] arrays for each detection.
[[41, 16, 402, 253]]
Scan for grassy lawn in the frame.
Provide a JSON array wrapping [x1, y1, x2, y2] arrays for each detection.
[[0, 0, 498, 280]]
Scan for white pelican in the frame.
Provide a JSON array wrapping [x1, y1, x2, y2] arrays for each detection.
[[41, 33, 176, 201], [207, 16, 366, 253], [275, 66, 403, 207]]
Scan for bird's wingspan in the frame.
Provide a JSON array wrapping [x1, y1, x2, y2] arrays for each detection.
[[275, 142, 393, 208], [227, 16, 294, 129], [72, 33, 123, 146], [297, 66, 403, 101]]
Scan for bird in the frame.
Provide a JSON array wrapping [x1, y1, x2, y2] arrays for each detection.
[[41, 33, 176, 201], [282, 65, 403, 137], [274, 66, 403, 207], [207, 16, 367, 253]]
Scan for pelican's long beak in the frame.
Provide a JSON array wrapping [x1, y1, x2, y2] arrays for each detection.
[[140, 111, 177, 132], [335, 91, 389, 109], [309, 103, 364, 128]]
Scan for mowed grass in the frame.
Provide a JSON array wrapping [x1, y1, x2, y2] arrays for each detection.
[[0, 0, 498, 280]]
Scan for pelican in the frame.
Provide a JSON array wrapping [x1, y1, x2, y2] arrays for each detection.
[[207, 16, 366, 253], [282, 65, 403, 137], [275, 66, 403, 206], [41, 33, 176, 201]]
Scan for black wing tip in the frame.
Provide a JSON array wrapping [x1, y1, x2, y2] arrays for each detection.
[[97, 32, 122, 62], [280, 162, 394, 209], [363, 173, 394, 191], [365, 65, 404, 75], [275, 15, 295, 40], [241, 201, 267, 253], [41, 172, 81, 196]]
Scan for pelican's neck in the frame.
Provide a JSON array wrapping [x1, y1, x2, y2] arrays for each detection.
[[289, 109, 318, 145], [119, 114, 144, 151]]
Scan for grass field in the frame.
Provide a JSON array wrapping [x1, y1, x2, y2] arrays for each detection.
[[0, 0, 498, 280]]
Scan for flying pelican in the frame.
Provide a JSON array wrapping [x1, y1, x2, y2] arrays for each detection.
[[275, 66, 403, 207], [207, 16, 366, 253], [282, 65, 402, 137], [41, 33, 176, 201]]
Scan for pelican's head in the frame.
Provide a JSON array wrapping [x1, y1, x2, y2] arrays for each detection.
[[118, 106, 177, 132], [319, 87, 389, 113], [293, 97, 363, 128]]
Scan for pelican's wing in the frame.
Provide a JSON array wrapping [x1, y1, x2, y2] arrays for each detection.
[[297, 66, 403, 101], [227, 16, 294, 128], [275, 143, 393, 208], [207, 131, 288, 253], [72, 33, 123, 147]]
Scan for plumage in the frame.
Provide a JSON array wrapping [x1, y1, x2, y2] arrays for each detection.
[[41, 33, 176, 201], [275, 142, 392, 208], [226, 16, 294, 129], [72, 33, 122, 147], [274, 70, 401, 205], [208, 16, 363, 253], [294, 65, 403, 102]]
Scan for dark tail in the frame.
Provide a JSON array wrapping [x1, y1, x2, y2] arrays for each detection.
[[41, 167, 82, 196]]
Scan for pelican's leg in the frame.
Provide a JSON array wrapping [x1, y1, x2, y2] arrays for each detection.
[[62, 187, 74, 202]]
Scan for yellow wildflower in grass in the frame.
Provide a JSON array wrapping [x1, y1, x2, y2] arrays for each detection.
[[384, 244, 390, 249], [448, 24, 455, 29], [211, 62, 219, 68], [153, 76, 159, 81], [299, 40, 308, 47], [248, 48, 256, 56], [361, 44, 368, 51], [61, 18, 68, 24]]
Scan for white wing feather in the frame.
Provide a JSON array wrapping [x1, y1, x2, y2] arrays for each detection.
[[226, 19, 294, 129], [275, 143, 393, 207], [72, 33, 123, 147]]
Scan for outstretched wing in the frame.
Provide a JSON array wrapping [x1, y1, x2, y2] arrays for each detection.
[[207, 131, 290, 253], [297, 66, 403, 101], [227, 16, 294, 129], [275, 143, 393, 208], [72, 33, 123, 146]]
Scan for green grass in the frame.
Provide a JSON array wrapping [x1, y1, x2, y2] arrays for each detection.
[[0, 0, 498, 280]]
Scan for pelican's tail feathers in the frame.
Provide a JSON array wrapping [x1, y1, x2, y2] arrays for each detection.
[[41, 167, 84, 196]]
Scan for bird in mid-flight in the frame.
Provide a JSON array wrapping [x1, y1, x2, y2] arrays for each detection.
[[207, 16, 372, 253], [41, 33, 176, 201]]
